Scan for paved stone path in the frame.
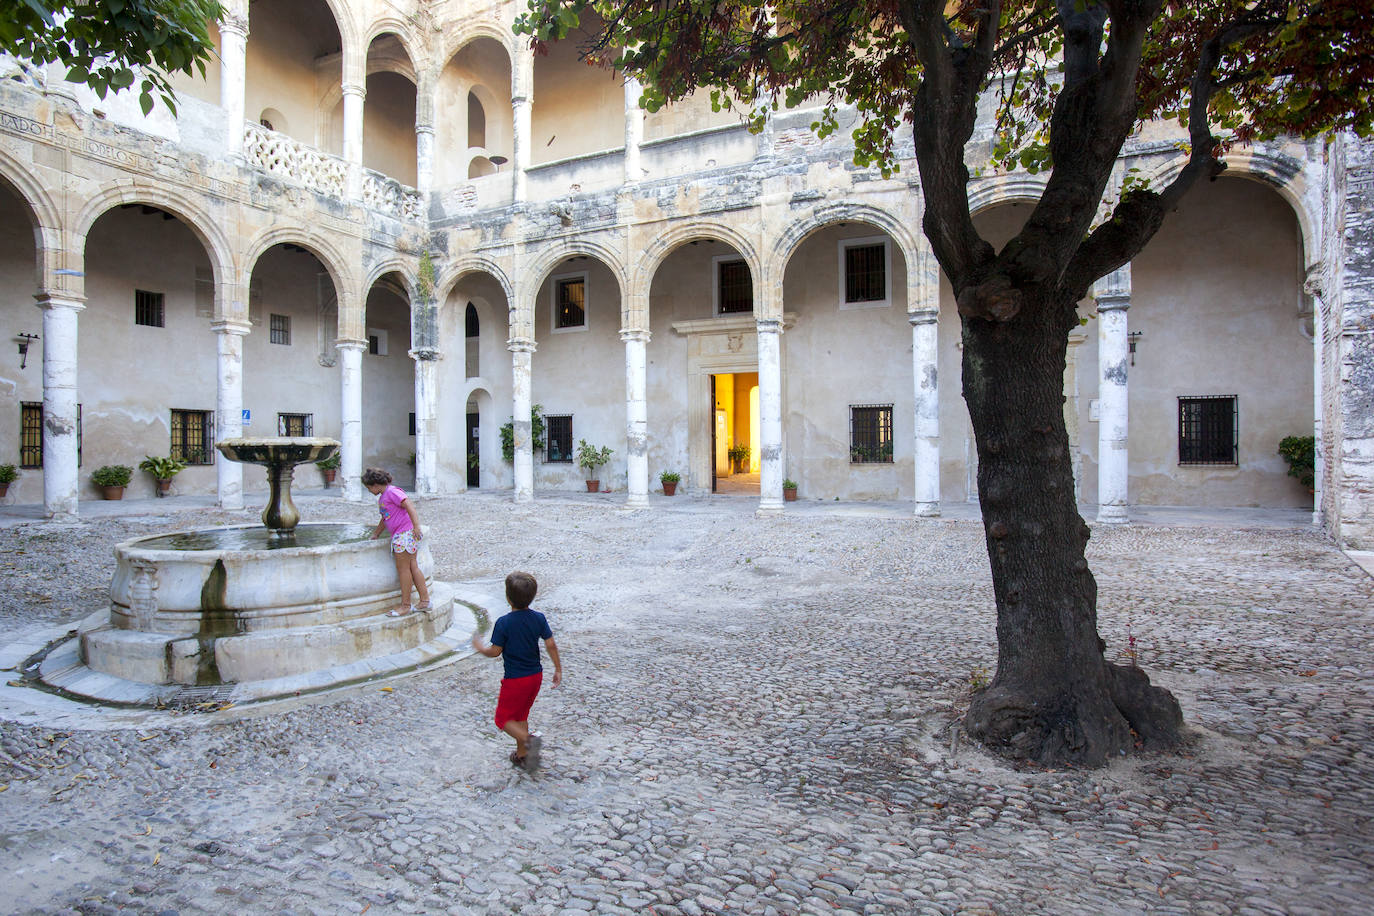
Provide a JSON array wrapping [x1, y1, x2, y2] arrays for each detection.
[[1, 492, 1372, 915]]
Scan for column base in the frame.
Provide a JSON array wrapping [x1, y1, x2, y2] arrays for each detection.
[[625, 493, 649, 509], [1096, 504, 1130, 525], [756, 498, 784, 516], [914, 500, 941, 518]]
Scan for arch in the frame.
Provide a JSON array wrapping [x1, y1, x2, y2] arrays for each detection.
[[257, 107, 288, 134], [466, 302, 480, 337], [523, 239, 629, 311], [364, 256, 415, 297], [243, 226, 355, 315], [73, 183, 235, 291], [438, 22, 519, 71], [965, 173, 1051, 215], [468, 90, 487, 148], [0, 148, 61, 237], [434, 256, 514, 310], [633, 220, 762, 293], [1132, 145, 1317, 262], [363, 22, 424, 74]]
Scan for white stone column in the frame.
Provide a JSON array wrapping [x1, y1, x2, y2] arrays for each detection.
[[36, 293, 83, 521], [622, 328, 650, 507], [910, 308, 940, 517], [412, 346, 440, 497], [219, 10, 249, 155], [415, 124, 435, 195], [624, 75, 643, 185], [511, 337, 535, 503], [756, 317, 784, 515], [1094, 266, 1132, 524], [338, 340, 366, 501], [342, 81, 365, 199], [1305, 264, 1325, 528], [213, 320, 250, 510], [512, 46, 533, 202]]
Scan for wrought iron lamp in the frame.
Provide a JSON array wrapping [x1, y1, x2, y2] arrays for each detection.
[[1127, 330, 1142, 366], [15, 332, 38, 369]]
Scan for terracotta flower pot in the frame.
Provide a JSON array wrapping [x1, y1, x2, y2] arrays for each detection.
[[586, 480, 600, 492], [323, 469, 337, 488], [101, 485, 126, 501], [783, 487, 797, 502], [662, 481, 677, 496], [0, 482, 9, 499], [155, 478, 173, 497]]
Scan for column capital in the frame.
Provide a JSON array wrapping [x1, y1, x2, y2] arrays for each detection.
[[619, 328, 651, 344], [415, 122, 435, 136], [1091, 263, 1132, 302], [336, 338, 368, 353], [341, 82, 366, 100], [220, 11, 249, 37], [409, 347, 442, 361], [211, 318, 252, 336], [1095, 294, 1130, 312], [34, 292, 85, 312], [508, 336, 537, 354], [755, 317, 784, 335], [907, 308, 938, 327]]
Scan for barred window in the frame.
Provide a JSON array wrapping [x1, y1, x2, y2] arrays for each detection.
[[20, 402, 81, 468], [277, 413, 312, 437], [850, 404, 894, 463], [170, 409, 215, 465], [844, 244, 886, 303], [717, 259, 753, 314], [556, 276, 586, 330], [269, 313, 291, 345], [545, 415, 573, 463], [1178, 396, 1237, 466], [135, 289, 165, 327]]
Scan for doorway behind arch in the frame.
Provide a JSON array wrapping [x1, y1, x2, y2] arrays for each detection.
[[711, 372, 759, 494]]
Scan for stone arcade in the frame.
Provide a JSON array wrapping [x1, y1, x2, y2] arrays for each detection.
[[0, 0, 1370, 548]]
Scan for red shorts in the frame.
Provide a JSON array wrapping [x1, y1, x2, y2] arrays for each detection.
[[494, 672, 543, 729]]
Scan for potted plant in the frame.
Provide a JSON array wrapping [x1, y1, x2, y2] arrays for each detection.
[[139, 455, 188, 497], [0, 464, 17, 499], [576, 439, 614, 492], [1278, 435, 1315, 493], [727, 443, 750, 474], [92, 464, 134, 500], [660, 470, 680, 496], [783, 478, 798, 501], [316, 451, 341, 487]]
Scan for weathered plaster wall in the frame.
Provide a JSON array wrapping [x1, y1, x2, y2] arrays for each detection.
[[530, 35, 622, 164], [0, 185, 43, 503], [245, 2, 341, 148], [362, 72, 417, 186], [362, 286, 416, 480]]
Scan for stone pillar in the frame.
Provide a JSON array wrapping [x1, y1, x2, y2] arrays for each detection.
[[1065, 327, 1088, 503], [622, 328, 650, 507], [415, 124, 435, 195], [624, 75, 643, 185], [36, 293, 83, 521], [756, 317, 784, 515], [219, 9, 249, 155], [411, 346, 440, 497], [512, 46, 533, 202], [1305, 264, 1325, 528], [338, 340, 366, 501], [1094, 266, 1132, 525], [213, 320, 250, 510], [910, 308, 940, 517], [511, 337, 535, 503], [342, 81, 365, 199]]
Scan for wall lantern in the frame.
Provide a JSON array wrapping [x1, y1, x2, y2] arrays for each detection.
[[15, 332, 38, 369], [489, 155, 507, 172], [1127, 330, 1142, 366]]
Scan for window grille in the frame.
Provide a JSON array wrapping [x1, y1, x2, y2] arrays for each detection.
[[20, 402, 81, 468], [135, 289, 165, 327], [718, 259, 753, 314], [545, 415, 573, 462], [277, 413, 312, 437], [556, 277, 585, 329], [170, 409, 215, 465], [1178, 396, 1237, 465], [844, 244, 887, 303], [269, 313, 291, 345], [849, 404, 894, 463]]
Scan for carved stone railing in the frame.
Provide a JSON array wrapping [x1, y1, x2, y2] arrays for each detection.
[[362, 168, 424, 221], [243, 122, 346, 199]]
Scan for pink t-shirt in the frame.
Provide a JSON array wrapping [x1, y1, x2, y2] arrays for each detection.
[[377, 485, 414, 536]]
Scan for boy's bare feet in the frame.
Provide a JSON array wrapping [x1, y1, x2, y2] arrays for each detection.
[[508, 751, 527, 768]]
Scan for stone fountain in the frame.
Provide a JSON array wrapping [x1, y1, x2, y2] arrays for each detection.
[[28, 437, 470, 706]]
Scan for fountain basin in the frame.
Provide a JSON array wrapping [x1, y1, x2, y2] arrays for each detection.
[[80, 524, 452, 686]]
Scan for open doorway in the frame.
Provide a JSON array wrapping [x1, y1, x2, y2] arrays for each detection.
[[711, 371, 759, 494]]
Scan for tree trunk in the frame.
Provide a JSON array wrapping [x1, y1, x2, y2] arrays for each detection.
[[961, 292, 1181, 767]]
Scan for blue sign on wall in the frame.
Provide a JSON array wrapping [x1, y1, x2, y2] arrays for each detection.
[[242, 409, 251, 427]]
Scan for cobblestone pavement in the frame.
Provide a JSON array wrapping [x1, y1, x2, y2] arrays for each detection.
[[1, 492, 1372, 915]]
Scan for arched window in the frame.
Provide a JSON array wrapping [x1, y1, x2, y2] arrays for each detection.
[[465, 302, 480, 337], [468, 91, 486, 149]]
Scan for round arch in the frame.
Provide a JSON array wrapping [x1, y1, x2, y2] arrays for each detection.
[[965, 173, 1051, 215], [364, 257, 416, 298], [73, 184, 236, 291], [435, 257, 515, 311], [363, 21, 424, 74], [523, 240, 628, 302], [243, 227, 356, 325], [0, 149, 64, 292], [437, 22, 519, 72], [633, 220, 762, 294]]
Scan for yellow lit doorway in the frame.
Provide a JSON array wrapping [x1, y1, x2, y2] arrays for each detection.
[[711, 371, 759, 494]]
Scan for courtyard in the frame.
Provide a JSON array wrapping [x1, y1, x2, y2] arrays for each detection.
[[0, 491, 1371, 915]]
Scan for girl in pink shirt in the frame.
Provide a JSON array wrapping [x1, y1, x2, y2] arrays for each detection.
[[362, 467, 430, 616]]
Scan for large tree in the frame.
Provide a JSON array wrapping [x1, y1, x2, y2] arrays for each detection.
[[2, 0, 221, 114], [517, 0, 1374, 766]]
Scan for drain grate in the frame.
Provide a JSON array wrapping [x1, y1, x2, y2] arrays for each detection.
[[166, 684, 236, 709]]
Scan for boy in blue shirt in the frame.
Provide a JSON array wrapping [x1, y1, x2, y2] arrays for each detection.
[[471, 571, 562, 769]]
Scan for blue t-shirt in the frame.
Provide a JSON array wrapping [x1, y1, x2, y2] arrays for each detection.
[[490, 608, 552, 680]]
